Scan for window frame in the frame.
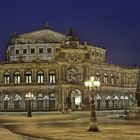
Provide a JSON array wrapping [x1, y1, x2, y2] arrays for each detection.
[[49, 71, 56, 84], [37, 71, 44, 83], [25, 71, 32, 84], [31, 48, 35, 54]]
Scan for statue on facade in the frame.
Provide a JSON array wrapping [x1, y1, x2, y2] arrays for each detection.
[[66, 27, 79, 41]]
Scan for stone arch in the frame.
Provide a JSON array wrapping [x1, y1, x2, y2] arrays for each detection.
[[49, 70, 56, 84], [71, 89, 82, 109], [14, 94, 21, 110], [37, 71, 44, 83], [105, 95, 111, 109], [96, 94, 101, 109], [3, 94, 9, 110], [25, 71, 32, 83], [49, 93, 56, 110], [112, 95, 119, 109], [36, 93, 44, 110]]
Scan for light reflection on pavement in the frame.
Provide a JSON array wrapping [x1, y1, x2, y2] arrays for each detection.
[[0, 111, 140, 140]]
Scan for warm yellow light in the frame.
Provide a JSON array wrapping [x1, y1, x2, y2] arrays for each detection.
[[25, 94, 29, 98], [93, 80, 100, 87], [85, 81, 89, 87], [90, 76, 94, 81], [88, 81, 92, 87], [26, 92, 34, 98], [96, 81, 100, 87]]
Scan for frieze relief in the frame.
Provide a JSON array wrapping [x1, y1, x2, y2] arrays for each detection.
[[66, 67, 83, 82]]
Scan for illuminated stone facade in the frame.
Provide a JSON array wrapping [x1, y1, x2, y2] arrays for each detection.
[[0, 25, 139, 111]]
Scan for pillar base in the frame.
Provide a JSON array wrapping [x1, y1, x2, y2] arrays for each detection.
[[27, 111, 32, 117], [88, 118, 99, 132]]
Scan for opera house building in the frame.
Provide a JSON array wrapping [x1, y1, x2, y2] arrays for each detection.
[[0, 24, 139, 111]]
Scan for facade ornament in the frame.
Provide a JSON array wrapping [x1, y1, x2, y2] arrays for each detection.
[[66, 27, 79, 42], [45, 22, 49, 29], [66, 67, 82, 82]]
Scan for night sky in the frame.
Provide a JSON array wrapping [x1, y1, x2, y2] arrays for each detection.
[[0, 0, 140, 66]]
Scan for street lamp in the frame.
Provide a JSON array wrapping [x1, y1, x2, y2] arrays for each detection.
[[25, 92, 34, 117], [85, 76, 100, 132]]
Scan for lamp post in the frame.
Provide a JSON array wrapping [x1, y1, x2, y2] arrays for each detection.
[[26, 92, 34, 117], [85, 76, 100, 132]]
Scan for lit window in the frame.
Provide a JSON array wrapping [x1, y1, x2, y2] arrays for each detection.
[[37, 71, 44, 83], [49, 71, 56, 84], [111, 74, 114, 85], [104, 73, 108, 84], [96, 72, 100, 81], [4, 72, 10, 84], [25, 71, 32, 83], [14, 72, 20, 84]]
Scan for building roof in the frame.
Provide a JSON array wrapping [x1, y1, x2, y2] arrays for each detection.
[[9, 27, 66, 44]]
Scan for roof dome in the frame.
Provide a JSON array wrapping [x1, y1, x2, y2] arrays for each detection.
[[9, 27, 66, 45]]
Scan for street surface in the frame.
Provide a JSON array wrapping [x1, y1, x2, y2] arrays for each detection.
[[0, 111, 140, 140]]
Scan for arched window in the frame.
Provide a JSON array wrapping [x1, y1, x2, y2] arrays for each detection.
[[116, 75, 119, 85], [104, 73, 108, 84], [4, 94, 9, 101], [49, 71, 56, 84], [14, 72, 20, 84], [37, 71, 44, 83], [96, 95, 101, 109], [96, 95, 101, 100], [110, 74, 114, 85], [113, 95, 119, 100], [25, 71, 32, 83], [124, 96, 129, 107], [120, 96, 124, 107], [14, 94, 21, 100], [4, 72, 10, 84], [96, 72, 100, 81], [105, 96, 111, 109], [38, 93, 43, 98], [113, 95, 119, 108]]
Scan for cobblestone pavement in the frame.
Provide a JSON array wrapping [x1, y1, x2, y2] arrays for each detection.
[[0, 111, 140, 140]]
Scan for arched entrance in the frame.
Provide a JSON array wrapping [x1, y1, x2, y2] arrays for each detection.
[[49, 93, 56, 110], [36, 93, 43, 110], [71, 90, 82, 110], [112, 96, 119, 109], [120, 96, 125, 108], [3, 94, 9, 110], [44, 95, 49, 110], [124, 96, 129, 107], [14, 94, 21, 110], [105, 96, 111, 109], [96, 95, 101, 110]]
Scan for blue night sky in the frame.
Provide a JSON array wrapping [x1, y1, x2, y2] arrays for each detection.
[[0, 0, 140, 66]]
